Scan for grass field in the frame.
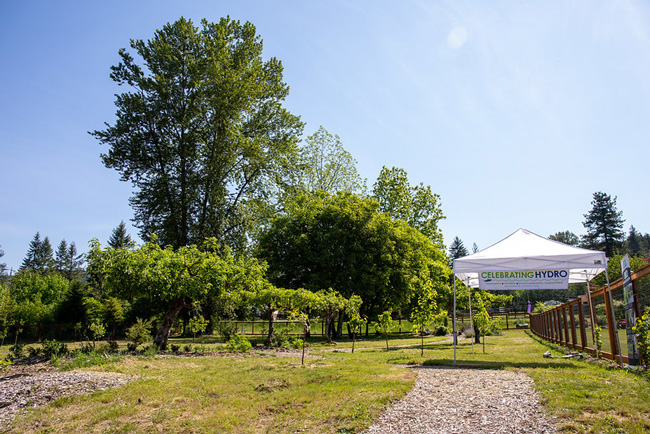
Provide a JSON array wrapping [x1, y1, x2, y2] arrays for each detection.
[[5, 330, 650, 433]]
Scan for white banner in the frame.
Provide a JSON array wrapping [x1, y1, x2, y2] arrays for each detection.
[[478, 270, 569, 290]]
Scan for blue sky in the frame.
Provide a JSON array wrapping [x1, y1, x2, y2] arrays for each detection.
[[1, 1, 649, 271]]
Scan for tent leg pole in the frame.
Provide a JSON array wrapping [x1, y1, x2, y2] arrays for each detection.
[[453, 272, 457, 364], [586, 278, 597, 354], [605, 267, 624, 366], [469, 287, 474, 357]]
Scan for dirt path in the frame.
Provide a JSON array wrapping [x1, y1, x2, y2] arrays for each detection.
[[363, 366, 557, 434]]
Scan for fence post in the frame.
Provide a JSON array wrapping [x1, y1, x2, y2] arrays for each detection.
[[603, 285, 619, 362], [578, 301, 587, 350], [568, 303, 577, 348]]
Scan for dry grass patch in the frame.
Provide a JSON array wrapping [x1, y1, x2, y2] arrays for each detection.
[[10, 354, 414, 433]]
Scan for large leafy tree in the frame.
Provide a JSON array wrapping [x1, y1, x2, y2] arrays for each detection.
[[87, 237, 268, 348], [92, 17, 303, 251], [257, 192, 450, 325], [287, 126, 365, 195], [582, 191, 625, 257], [372, 166, 445, 247]]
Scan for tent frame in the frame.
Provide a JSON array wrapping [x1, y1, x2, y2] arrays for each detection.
[[451, 229, 623, 365]]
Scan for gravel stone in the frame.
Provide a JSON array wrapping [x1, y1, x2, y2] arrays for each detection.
[[364, 366, 557, 434]]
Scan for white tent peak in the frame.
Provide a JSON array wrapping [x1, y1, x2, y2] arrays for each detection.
[[453, 228, 607, 286]]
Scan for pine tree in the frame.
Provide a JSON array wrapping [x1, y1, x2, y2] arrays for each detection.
[[449, 236, 469, 261], [56, 239, 69, 273], [108, 221, 134, 249], [582, 192, 625, 257], [21, 232, 55, 273], [0, 245, 6, 276], [626, 226, 642, 256]]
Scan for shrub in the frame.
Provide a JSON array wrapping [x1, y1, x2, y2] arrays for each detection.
[[435, 325, 449, 336], [42, 339, 68, 359], [289, 337, 304, 349], [9, 343, 25, 359], [184, 344, 192, 353], [226, 334, 252, 353], [27, 346, 43, 357], [633, 313, 650, 365], [219, 322, 237, 340], [126, 318, 152, 351], [170, 344, 180, 353]]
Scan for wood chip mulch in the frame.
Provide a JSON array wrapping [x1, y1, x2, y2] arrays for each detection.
[[363, 366, 557, 434]]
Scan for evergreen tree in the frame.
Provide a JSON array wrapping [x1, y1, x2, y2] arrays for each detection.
[[449, 236, 469, 262], [108, 221, 134, 249], [582, 192, 625, 257], [626, 226, 642, 257], [21, 232, 55, 273], [0, 245, 6, 276], [55, 239, 68, 273]]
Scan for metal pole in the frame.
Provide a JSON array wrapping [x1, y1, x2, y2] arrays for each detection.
[[585, 271, 597, 353], [468, 286, 474, 357], [453, 265, 457, 364], [605, 267, 624, 366]]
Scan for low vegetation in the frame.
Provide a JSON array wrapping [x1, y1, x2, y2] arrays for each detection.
[[3, 329, 648, 433]]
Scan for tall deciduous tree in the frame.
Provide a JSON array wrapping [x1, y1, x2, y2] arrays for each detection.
[[372, 166, 445, 247], [288, 126, 365, 195], [92, 17, 303, 251], [549, 231, 580, 246], [257, 192, 450, 325], [582, 191, 625, 257]]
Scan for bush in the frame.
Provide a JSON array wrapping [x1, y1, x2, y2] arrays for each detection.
[[289, 337, 304, 349], [270, 328, 293, 348], [184, 344, 193, 352], [80, 342, 94, 354], [126, 342, 138, 352], [9, 343, 25, 359], [226, 334, 252, 353], [42, 339, 68, 359], [126, 318, 152, 351], [171, 344, 180, 353], [27, 345, 43, 357], [435, 325, 449, 336], [219, 322, 237, 340]]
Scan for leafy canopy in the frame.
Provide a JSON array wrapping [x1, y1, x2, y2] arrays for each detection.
[[92, 17, 303, 251]]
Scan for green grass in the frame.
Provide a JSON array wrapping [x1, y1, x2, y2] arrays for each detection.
[[6, 330, 650, 433]]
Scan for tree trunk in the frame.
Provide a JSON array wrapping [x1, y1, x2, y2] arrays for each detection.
[[265, 305, 275, 346], [474, 324, 481, 344], [335, 310, 344, 339], [154, 297, 187, 350]]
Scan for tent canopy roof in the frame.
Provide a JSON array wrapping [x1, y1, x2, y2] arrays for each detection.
[[453, 228, 607, 287]]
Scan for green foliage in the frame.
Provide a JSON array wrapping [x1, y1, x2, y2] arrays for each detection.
[[21, 232, 55, 273], [226, 333, 253, 353], [107, 221, 135, 249], [258, 191, 450, 319], [632, 313, 650, 365], [372, 166, 445, 247], [57, 351, 122, 371], [55, 240, 84, 280], [126, 318, 152, 350], [375, 310, 394, 351], [92, 17, 303, 251], [12, 269, 69, 305], [0, 358, 12, 374], [594, 324, 603, 357], [288, 126, 365, 195], [88, 321, 106, 348], [188, 314, 208, 342], [41, 339, 68, 359], [87, 237, 270, 348], [532, 301, 552, 313], [582, 191, 625, 256], [549, 230, 580, 246]]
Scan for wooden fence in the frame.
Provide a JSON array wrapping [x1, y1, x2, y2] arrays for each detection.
[[529, 262, 650, 364]]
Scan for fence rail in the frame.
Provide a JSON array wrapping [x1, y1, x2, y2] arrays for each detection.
[[529, 262, 650, 364]]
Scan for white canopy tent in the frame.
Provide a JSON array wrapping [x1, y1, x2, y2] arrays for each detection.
[[451, 228, 621, 364]]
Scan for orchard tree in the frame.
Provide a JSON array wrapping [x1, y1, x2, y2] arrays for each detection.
[[582, 191, 625, 257], [372, 166, 445, 247], [92, 17, 303, 251], [87, 237, 269, 349]]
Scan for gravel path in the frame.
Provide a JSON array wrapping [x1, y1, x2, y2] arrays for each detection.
[[364, 366, 557, 434], [0, 369, 130, 431]]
